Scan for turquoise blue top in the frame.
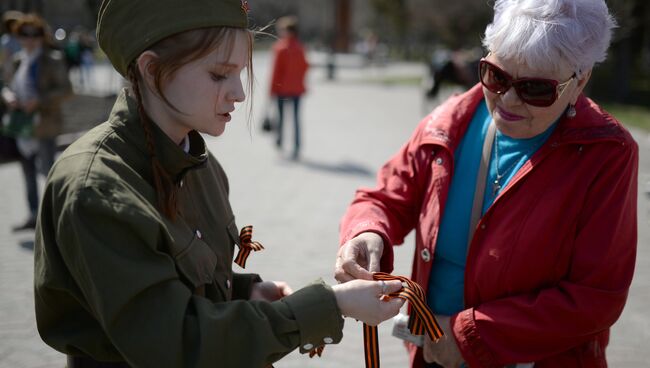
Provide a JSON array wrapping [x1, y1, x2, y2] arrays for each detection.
[[427, 100, 556, 315]]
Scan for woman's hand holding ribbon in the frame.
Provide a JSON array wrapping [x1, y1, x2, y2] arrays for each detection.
[[423, 315, 464, 368], [335, 232, 385, 282], [331, 279, 404, 326]]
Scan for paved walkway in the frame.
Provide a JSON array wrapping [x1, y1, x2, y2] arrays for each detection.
[[0, 53, 648, 367]]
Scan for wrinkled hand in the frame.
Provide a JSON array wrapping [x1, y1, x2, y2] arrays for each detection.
[[423, 315, 464, 368], [249, 281, 293, 302], [22, 98, 40, 114], [335, 232, 384, 282], [1, 87, 17, 109], [331, 279, 404, 326], [5, 99, 18, 110]]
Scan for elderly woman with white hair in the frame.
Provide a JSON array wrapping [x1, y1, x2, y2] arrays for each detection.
[[334, 0, 639, 367]]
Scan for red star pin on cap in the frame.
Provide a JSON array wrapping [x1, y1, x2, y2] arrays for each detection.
[[241, 0, 250, 13]]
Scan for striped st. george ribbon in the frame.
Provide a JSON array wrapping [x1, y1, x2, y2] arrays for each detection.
[[364, 272, 444, 368], [309, 346, 324, 358], [234, 225, 264, 268]]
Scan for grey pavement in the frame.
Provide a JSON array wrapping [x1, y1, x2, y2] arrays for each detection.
[[1, 52, 648, 367]]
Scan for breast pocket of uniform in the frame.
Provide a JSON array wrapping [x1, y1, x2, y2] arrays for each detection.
[[173, 232, 218, 296]]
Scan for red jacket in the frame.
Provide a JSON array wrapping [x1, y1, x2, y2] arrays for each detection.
[[340, 85, 638, 367], [270, 36, 309, 96]]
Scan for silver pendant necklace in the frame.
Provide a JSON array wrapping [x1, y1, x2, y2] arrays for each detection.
[[492, 133, 529, 196], [492, 136, 505, 195]]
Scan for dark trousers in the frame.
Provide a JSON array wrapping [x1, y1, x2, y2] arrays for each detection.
[[19, 138, 56, 219], [275, 96, 301, 155]]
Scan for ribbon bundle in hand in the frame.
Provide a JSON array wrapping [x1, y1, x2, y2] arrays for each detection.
[[364, 272, 444, 368], [234, 225, 264, 268]]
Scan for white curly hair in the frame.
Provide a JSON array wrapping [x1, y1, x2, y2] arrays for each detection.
[[482, 0, 617, 77]]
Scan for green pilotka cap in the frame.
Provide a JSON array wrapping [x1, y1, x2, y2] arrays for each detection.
[[97, 0, 249, 77]]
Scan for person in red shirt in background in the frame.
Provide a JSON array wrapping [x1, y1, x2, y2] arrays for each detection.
[[270, 15, 308, 160]]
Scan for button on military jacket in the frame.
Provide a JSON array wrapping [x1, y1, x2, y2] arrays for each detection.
[[34, 90, 343, 367]]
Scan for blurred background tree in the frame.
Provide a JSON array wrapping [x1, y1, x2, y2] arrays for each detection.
[[1, 0, 647, 105], [594, 0, 650, 104], [408, 0, 491, 50], [368, 0, 408, 54]]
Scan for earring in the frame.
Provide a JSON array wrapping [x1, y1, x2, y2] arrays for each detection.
[[566, 104, 577, 118]]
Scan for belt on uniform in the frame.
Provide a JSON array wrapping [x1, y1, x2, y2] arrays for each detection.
[[364, 272, 444, 368], [66, 355, 130, 368]]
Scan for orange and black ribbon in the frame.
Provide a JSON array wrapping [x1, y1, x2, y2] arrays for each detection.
[[234, 225, 264, 268], [308, 345, 324, 358], [364, 272, 444, 368]]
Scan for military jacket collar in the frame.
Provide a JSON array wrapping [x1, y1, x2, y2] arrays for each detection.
[[108, 88, 208, 181]]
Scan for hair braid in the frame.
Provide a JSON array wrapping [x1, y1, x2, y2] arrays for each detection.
[[127, 64, 178, 220]]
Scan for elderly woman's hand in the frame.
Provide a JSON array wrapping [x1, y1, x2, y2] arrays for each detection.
[[332, 279, 404, 326], [22, 98, 40, 114], [423, 315, 464, 368], [334, 232, 384, 282], [1, 87, 17, 109]]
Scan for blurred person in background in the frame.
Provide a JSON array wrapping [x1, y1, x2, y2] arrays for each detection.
[[64, 27, 96, 90], [2, 13, 71, 230], [270, 15, 309, 160], [0, 10, 23, 163], [33, 1, 404, 367], [335, 0, 638, 367], [78, 29, 95, 88], [1, 10, 23, 86]]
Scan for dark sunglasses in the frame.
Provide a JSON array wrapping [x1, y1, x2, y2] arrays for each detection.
[[17, 28, 44, 38], [479, 59, 575, 107]]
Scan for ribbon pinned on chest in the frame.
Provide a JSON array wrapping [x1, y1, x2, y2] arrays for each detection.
[[234, 225, 264, 268], [364, 272, 444, 368]]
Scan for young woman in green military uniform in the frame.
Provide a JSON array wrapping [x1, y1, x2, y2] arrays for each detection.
[[33, 1, 404, 367]]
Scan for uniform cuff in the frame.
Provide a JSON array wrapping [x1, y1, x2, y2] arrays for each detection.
[[231, 273, 262, 300], [282, 279, 344, 353]]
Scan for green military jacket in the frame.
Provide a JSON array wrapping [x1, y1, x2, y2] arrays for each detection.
[[34, 90, 344, 367]]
